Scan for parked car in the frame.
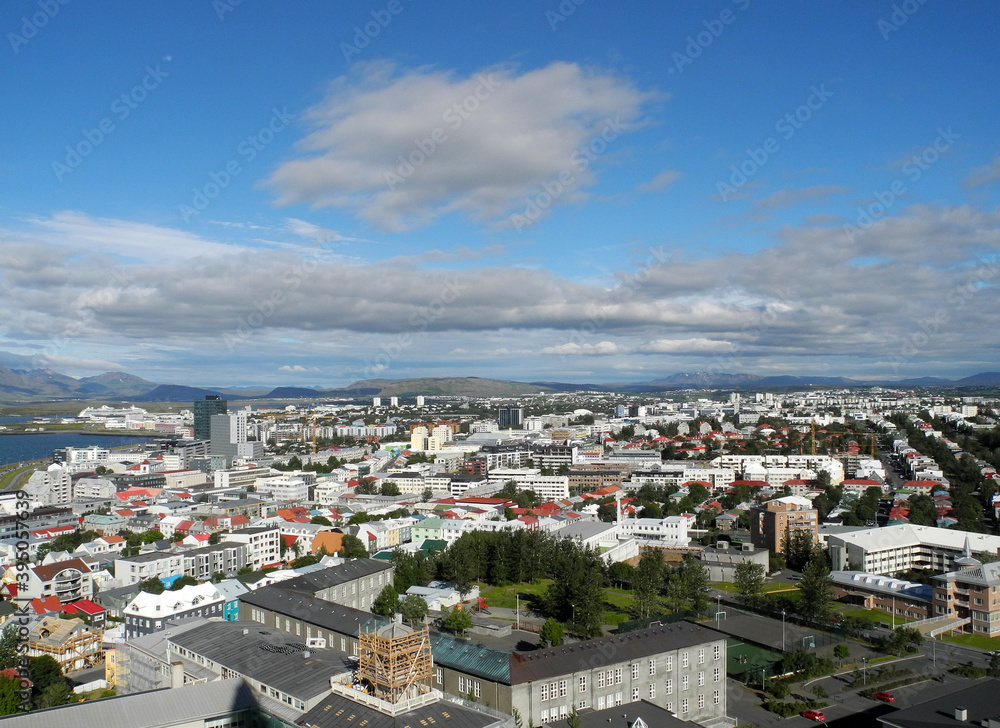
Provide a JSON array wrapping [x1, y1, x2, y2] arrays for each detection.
[[802, 710, 826, 721], [873, 691, 895, 702]]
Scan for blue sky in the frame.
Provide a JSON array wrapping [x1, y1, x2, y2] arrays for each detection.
[[2, 0, 999, 387]]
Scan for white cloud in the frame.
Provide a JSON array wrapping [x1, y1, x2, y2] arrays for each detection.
[[541, 341, 620, 356], [636, 169, 681, 193], [266, 61, 655, 231]]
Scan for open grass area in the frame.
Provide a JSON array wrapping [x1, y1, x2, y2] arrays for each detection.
[[715, 581, 795, 594], [941, 632, 1000, 651], [834, 606, 914, 626], [477, 581, 637, 626]]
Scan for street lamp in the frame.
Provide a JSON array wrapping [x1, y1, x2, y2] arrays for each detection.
[[862, 656, 867, 685], [781, 610, 786, 653], [572, 603, 576, 626]]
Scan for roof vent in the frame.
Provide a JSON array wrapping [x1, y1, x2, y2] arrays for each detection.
[[955, 707, 968, 722]]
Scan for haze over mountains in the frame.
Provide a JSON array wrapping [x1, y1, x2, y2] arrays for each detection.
[[1, 356, 999, 403]]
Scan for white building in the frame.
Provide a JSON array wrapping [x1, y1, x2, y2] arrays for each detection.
[[221, 526, 282, 570], [22, 464, 72, 506], [254, 474, 313, 501], [827, 524, 1000, 574], [619, 516, 691, 546], [485, 468, 570, 500]]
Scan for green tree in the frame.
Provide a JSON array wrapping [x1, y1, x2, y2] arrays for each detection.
[[538, 618, 565, 648], [988, 651, 1000, 677], [137, 577, 165, 594], [631, 550, 665, 619], [0, 675, 24, 716], [733, 561, 766, 607], [310, 515, 333, 526], [140, 529, 165, 544], [380, 481, 401, 497], [169, 575, 198, 591], [441, 606, 473, 636], [291, 554, 320, 568], [566, 704, 582, 728], [27, 655, 64, 693], [372, 585, 400, 618], [884, 626, 923, 656], [781, 530, 815, 572], [338, 534, 368, 558], [797, 548, 833, 622], [678, 554, 710, 614], [36, 681, 72, 709], [400, 594, 429, 625], [0, 626, 18, 670], [833, 643, 850, 665]]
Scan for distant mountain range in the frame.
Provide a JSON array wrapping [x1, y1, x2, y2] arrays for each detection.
[[0, 354, 999, 403]]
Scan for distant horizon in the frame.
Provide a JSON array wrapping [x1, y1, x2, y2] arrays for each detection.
[[3, 3, 999, 386]]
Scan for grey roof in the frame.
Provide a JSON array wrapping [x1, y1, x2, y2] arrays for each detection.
[[558, 521, 617, 542], [878, 677, 1000, 728], [116, 550, 180, 563], [240, 587, 511, 683], [279, 558, 394, 595], [169, 619, 351, 700], [0, 679, 259, 728], [298, 692, 500, 728], [549, 699, 688, 728], [509, 622, 725, 684]]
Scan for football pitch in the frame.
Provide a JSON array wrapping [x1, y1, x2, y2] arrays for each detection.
[[726, 638, 782, 677]]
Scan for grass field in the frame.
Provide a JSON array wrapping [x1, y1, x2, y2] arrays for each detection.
[[726, 637, 782, 677], [716, 581, 795, 594], [941, 632, 1000, 651], [477, 581, 636, 626]]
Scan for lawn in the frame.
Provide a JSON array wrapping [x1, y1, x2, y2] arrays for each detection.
[[715, 581, 795, 594], [477, 581, 636, 626], [834, 606, 914, 626], [941, 632, 1000, 651]]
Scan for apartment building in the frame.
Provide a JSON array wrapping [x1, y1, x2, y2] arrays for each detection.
[[221, 526, 282, 570], [826, 524, 1000, 575], [750, 496, 818, 554], [830, 571, 933, 621], [486, 469, 570, 500], [931, 559, 1000, 636]]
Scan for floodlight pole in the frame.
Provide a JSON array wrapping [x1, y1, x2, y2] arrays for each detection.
[[782, 609, 786, 652]]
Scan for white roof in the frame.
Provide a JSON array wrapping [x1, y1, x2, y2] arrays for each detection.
[[830, 523, 1000, 552]]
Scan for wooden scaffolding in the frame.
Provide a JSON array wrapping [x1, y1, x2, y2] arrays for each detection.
[[357, 623, 433, 704]]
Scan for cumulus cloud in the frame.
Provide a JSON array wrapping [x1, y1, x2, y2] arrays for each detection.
[[266, 61, 655, 231], [964, 156, 1000, 189], [541, 341, 620, 356]]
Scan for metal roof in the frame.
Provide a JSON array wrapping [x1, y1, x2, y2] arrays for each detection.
[[298, 691, 501, 728], [0, 679, 259, 728]]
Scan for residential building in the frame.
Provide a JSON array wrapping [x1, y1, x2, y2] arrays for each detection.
[[931, 557, 1000, 636], [124, 583, 227, 639], [486, 469, 570, 500], [826, 524, 1000, 574], [210, 409, 263, 465], [22, 463, 72, 506], [750, 496, 818, 553], [830, 571, 933, 621], [498, 406, 524, 429], [221, 526, 282, 571], [12, 557, 94, 602]]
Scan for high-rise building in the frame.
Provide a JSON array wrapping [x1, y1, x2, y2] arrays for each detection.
[[372, 397, 382, 407], [415, 395, 425, 406], [210, 408, 262, 466], [750, 495, 818, 553], [497, 405, 524, 429], [193, 395, 227, 440]]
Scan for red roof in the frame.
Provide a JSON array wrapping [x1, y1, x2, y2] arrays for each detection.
[[29, 596, 63, 614], [63, 599, 105, 616], [101, 535, 126, 544], [281, 535, 299, 547]]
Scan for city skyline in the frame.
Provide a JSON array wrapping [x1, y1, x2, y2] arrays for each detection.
[[2, 2, 999, 387]]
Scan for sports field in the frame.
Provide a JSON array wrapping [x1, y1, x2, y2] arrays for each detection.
[[726, 637, 782, 678]]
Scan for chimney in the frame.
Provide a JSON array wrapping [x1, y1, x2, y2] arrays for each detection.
[[170, 660, 184, 689], [954, 707, 968, 722], [242, 628, 249, 635], [304, 650, 311, 658]]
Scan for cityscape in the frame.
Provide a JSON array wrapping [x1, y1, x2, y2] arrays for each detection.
[[2, 2, 1000, 728]]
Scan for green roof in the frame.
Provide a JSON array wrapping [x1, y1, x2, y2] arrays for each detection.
[[429, 631, 510, 684]]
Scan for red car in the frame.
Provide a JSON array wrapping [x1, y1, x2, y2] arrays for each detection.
[[873, 692, 895, 703], [802, 710, 826, 721]]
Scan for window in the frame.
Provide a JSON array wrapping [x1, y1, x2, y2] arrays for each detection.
[[598, 672, 606, 689], [666, 702, 674, 713], [713, 667, 721, 683], [649, 659, 656, 676], [632, 687, 639, 701], [665, 679, 673, 695], [649, 684, 656, 699], [681, 698, 689, 714], [615, 692, 623, 706], [598, 696, 605, 710], [615, 667, 622, 684], [579, 675, 587, 693], [541, 709, 549, 723], [665, 655, 673, 671], [559, 680, 567, 697], [713, 644, 721, 660], [698, 693, 705, 709], [681, 651, 689, 668], [713, 690, 721, 705], [540, 683, 549, 701], [474, 681, 481, 698], [698, 671, 705, 687], [682, 675, 689, 690], [435, 668, 443, 685], [631, 663, 639, 680], [698, 648, 705, 664]]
